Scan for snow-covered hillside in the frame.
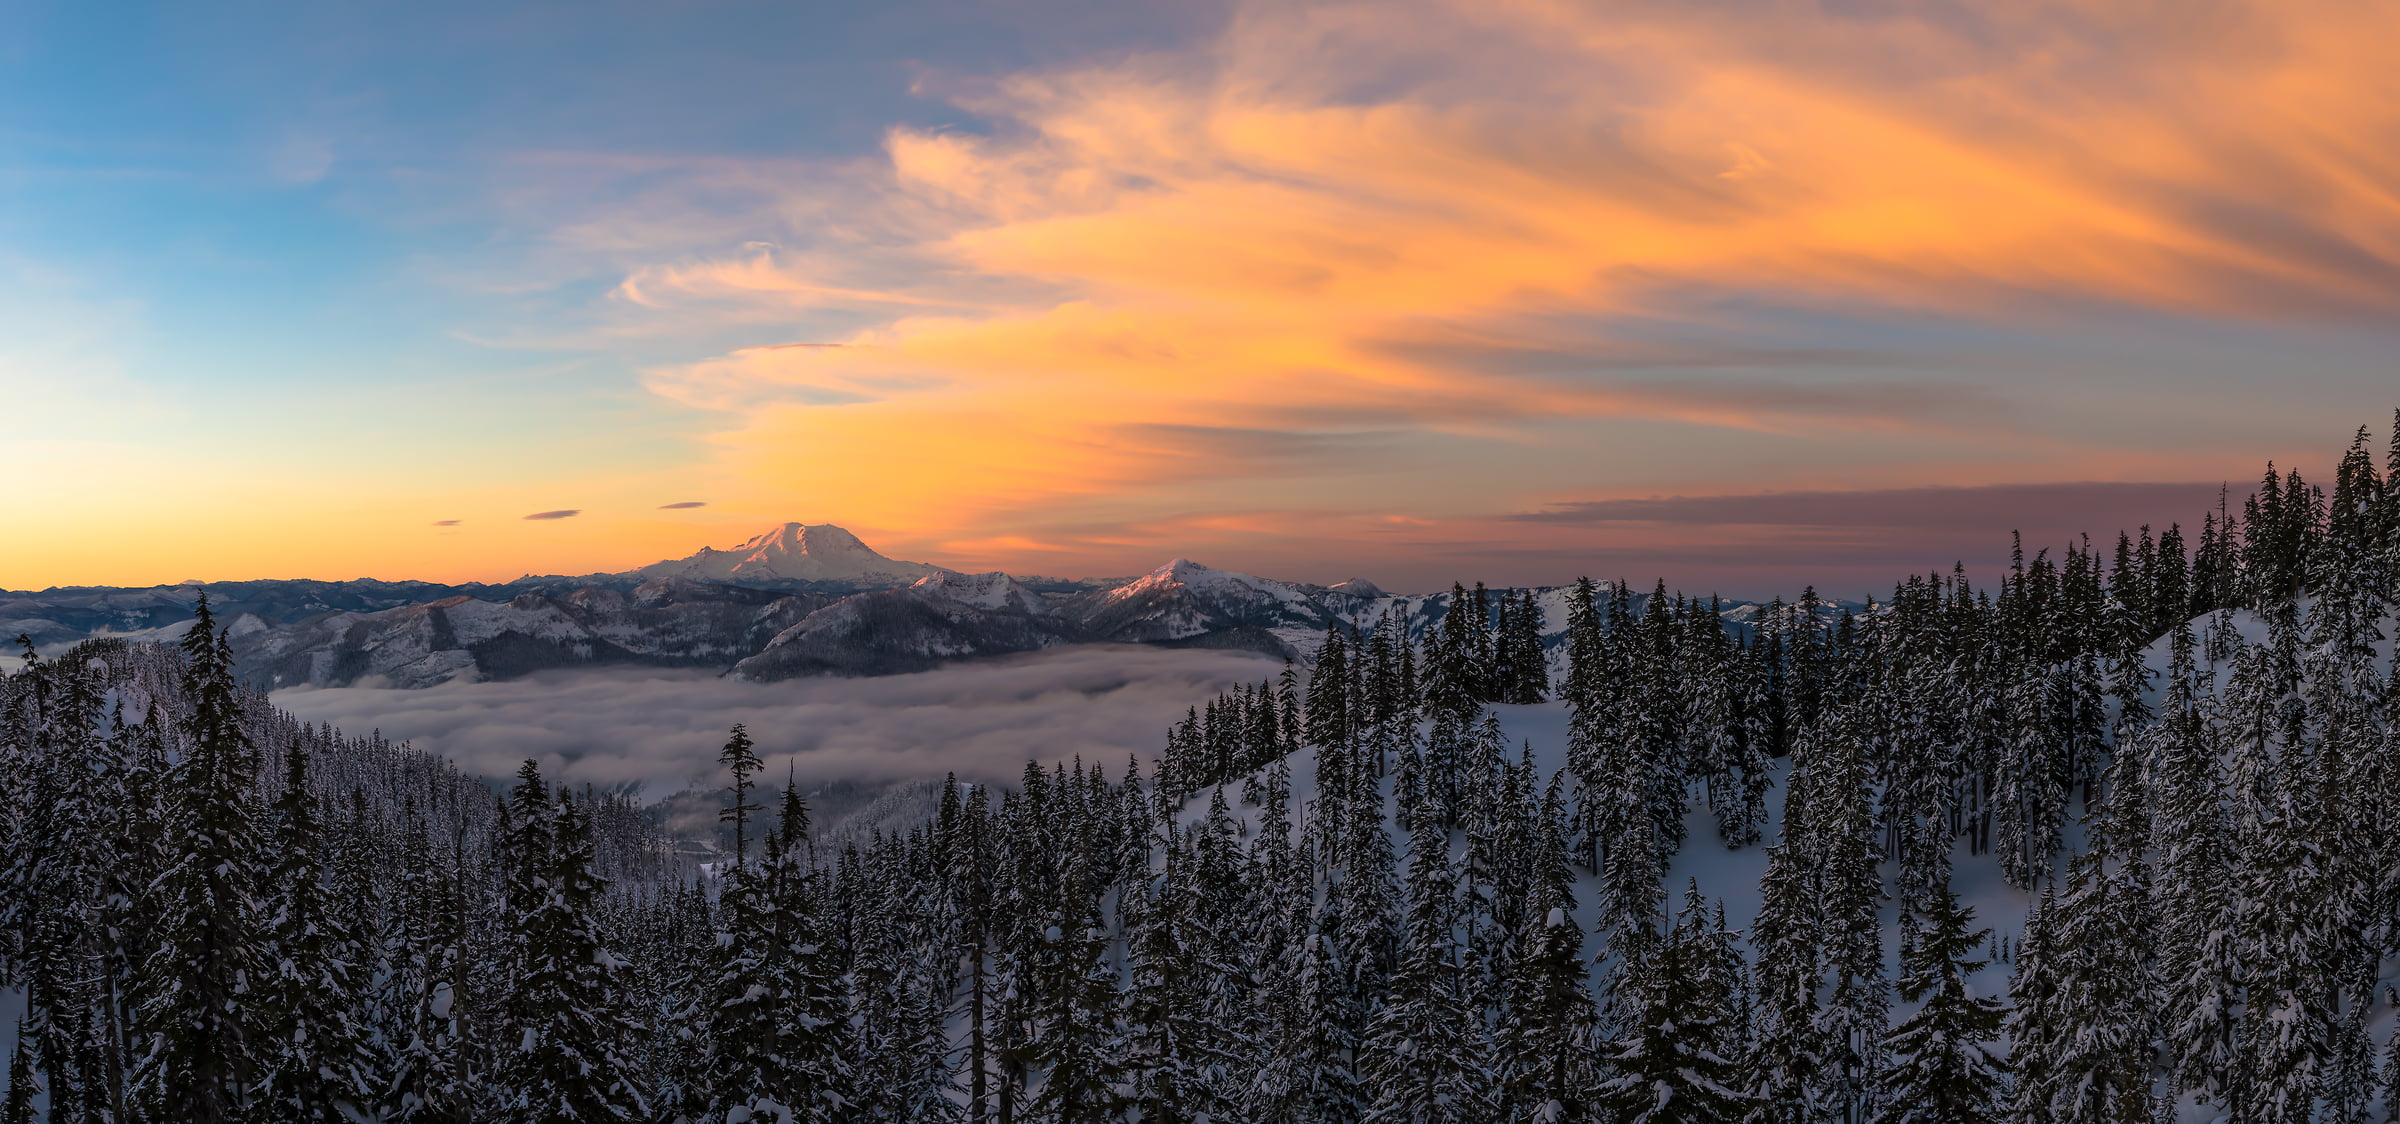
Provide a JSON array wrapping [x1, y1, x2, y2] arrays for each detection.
[[636, 522, 952, 587], [9, 529, 1839, 689]]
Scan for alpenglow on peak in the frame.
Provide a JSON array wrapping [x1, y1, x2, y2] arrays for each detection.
[[636, 522, 952, 586]]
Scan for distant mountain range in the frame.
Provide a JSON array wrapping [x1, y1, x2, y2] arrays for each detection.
[[634, 522, 950, 587], [2, 523, 1826, 689]]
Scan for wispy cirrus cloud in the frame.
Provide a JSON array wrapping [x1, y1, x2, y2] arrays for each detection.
[[1457, 481, 2250, 595], [1510, 482, 2238, 531]]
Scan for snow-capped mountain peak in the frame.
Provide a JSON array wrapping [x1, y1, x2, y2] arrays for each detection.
[[910, 570, 1049, 615], [1115, 557, 1206, 593], [1111, 557, 1300, 603], [638, 522, 951, 587]]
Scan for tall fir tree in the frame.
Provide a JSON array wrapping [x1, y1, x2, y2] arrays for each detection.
[[1025, 859, 1129, 1124], [1746, 740, 1828, 1122], [389, 802, 472, 1122], [1121, 867, 1212, 1124], [500, 770, 650, 1122], [1812, 703, 1889, 1122], [1871, 879, 2005, 1124], [254, 741, 377, 1121], [1497, 775, 1596, 1122], [2151, 623, 2240, 1104], [1361, 799, 1498, 1124], [1, 1020, 29, 1124], [1593, 883, 1749, 1123], [132, 594, 269, 1122]]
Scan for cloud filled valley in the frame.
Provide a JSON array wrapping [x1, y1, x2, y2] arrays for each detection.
[[271, 645, 1282, 794]]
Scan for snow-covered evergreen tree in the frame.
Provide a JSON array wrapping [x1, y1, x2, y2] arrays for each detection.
[[254, 741, 377, 1120], [1026, 872, 1129, 1124], [389, 799, 472, 1122], [2152, 622, 2242, 1105], [500, 770, 650, 1122], [1361, 799, 1498, 1124], [769, 783, 854, 1124], [132, 596, 270, 1121], [1746, 737, 1828, 1122], [1594, 882, 1748, 1122], [1497, 775, 1596, 1122], [1812, 705, 1889, 1121], [1872, 880, 2004, 1124], [2, 1017, 32, 1124]]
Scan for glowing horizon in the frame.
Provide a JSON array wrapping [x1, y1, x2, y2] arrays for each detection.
[[5, 0, 2395, 599]]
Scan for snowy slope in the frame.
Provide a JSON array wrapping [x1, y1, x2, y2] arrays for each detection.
[[13, 527, 1852, 689], [1160, 702, 1968, 1005], [730, 572, 1079, 680], [229, 583, 827, 689], [1137, 602, 2400, 1122], [908, 570, 1052, 615], [636, 523, 951, 587], [1060, 558, 1344, 656]]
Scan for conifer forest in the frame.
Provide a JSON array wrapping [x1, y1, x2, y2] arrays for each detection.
[[16, 415, 2400, 1124]]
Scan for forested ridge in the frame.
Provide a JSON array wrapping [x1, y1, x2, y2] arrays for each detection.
[[7, 417, 2400, 1123]]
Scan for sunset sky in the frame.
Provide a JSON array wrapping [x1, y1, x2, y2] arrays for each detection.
[[5, 0, 2396, 598]]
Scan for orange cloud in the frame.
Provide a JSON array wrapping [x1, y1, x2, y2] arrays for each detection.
[[627, 0, 2400, 577]]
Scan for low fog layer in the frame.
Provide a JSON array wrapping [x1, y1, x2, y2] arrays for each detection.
[[272, 645, 1281, 794]]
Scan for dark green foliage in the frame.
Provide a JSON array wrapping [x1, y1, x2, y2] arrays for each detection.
[[500, 771, 649, 1122], [719, 724, 762, 866], [2, 1020, 32, 1124], [255, 741, 377, 1120], [1594, 884, 1750, 1123], [1361, 800, 1499, 1123], [133, 594, 269, 1122], [1873, 882, 2004, 1124]]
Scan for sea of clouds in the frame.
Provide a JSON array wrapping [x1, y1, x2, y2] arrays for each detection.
[[272, 645, 1282, 796]]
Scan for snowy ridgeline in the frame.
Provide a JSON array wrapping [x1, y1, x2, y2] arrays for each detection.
[[4, 423, 2400, 1122], [5, 529, 1831, 693]]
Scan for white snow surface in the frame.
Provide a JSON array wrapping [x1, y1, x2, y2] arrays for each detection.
[[1157, 699, 2039, 1106], [1155, 605, 2395, 1123], [638, 523, 951, 586], [1109, 558, 1317, 610], [911, 570, 1050, 615]]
